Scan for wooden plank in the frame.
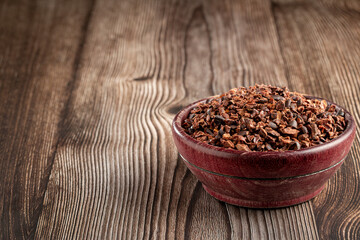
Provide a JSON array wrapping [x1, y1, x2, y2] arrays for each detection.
[[35, 0, 181, 238], [273, 1, 360, 239], [226, 203, 319, 239], [0, 0, 93, 239], [183, 0, 319, 239], [35, 0, 321, 239]]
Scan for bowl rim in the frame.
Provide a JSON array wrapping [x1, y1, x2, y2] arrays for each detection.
[[172, 95, 356, 157]]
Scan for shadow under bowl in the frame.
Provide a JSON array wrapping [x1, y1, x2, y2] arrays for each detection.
[[172, 96, 356, 208]]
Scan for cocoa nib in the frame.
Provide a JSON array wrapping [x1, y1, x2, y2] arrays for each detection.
[[281, 127, 300, 137], [265, 127, 281, 137], [182, 84, 347, 151], [236, 144, 251, 152]]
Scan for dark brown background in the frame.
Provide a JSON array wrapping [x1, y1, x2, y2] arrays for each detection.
[[1, 0, 359, 239]]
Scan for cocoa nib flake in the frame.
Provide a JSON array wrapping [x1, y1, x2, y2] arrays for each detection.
[[182, 84, 347, 152]]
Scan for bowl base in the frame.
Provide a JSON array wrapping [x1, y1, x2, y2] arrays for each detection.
[[202, 184, 326, 208]]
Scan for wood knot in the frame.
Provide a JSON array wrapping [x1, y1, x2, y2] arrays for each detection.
[[167, 105, 185, 115], [133, 75, 153, 81]]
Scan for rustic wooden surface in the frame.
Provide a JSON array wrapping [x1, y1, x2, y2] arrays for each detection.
[[0, 0, 359, 239]]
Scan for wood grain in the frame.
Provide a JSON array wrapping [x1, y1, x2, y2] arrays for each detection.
[[0, 0, 359, 239], [0, 0, 93, 239], [273, 2, 360, 239], [35, 0, 319, 239]]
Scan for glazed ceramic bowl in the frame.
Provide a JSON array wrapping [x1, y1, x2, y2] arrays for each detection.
[[172, 96, 356, 208]]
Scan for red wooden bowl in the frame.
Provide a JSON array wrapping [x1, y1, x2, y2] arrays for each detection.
[[172, 97, 356, 208]]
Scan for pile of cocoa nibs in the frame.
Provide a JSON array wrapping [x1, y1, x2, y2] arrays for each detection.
[[182, 84, 347, 151]]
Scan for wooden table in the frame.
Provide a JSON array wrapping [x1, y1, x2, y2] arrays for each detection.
[[1, 0, 359, 239]]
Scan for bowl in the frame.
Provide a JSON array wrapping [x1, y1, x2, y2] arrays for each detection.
[[171, 96, 356, 208]]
